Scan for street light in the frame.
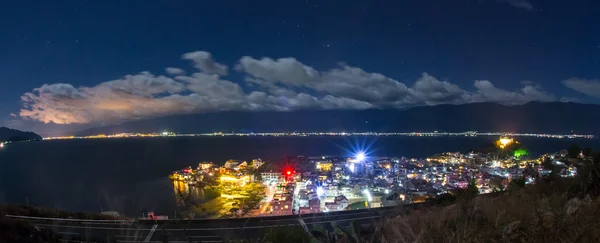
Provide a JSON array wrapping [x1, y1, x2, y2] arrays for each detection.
[[348, 163, 355, 173], [363, 189, 372, 202], [355, 152, 366, 162]]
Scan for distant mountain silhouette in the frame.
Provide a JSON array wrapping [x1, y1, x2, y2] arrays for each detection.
[[0, 127, 43, 142], [76, 102, 600, 136]]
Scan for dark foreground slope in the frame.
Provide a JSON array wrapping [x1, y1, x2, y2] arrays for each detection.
[[0, 127, 42, 142], [78, 102, 600, 136]]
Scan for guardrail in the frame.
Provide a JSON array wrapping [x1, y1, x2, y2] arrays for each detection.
[[4, 215, 134, 225]]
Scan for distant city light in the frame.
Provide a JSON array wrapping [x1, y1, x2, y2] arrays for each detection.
[[355, 152, 366, 162], [286, 171, 291, 175], [384, 189, 390, 194]]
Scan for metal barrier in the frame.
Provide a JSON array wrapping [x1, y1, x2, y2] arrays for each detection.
[[4, 214, 134, 224]]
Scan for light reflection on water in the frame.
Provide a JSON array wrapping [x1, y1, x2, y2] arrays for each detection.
[[172, 180, 207, 206]]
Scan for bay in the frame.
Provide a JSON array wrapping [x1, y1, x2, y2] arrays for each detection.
[[1, 136, 598, 216]]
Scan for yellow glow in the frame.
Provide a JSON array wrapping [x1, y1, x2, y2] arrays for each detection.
[[497, 137, 513, 149]]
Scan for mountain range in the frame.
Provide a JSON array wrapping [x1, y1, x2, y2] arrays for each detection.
[[76, 102, 600, 136], [0, 127, 42, 142]]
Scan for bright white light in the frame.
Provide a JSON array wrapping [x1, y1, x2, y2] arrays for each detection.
[[363, 189, 372, 201], [316, 186, 324, 197], [384, 189, 389, 194], [355, 152, 366, 162], [0, 143, 4, 148], [348, 163, 355, 173]]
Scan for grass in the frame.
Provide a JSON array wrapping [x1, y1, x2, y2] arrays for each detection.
[[380, 182, 600, 242]]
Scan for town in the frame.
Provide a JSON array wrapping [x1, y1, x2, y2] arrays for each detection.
[[166, 137, 584, 219]]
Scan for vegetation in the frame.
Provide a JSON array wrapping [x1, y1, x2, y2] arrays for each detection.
[[0, 215, 62, 243], [0, 204, 119, 220]]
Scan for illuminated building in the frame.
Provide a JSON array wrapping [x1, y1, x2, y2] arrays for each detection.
[[224, 160, 247, 170], [497, 137, 514, 149], [270, 193, 293, 215], [199, 162, 214, 170], [251, 159, 264, 169], [299, 199, 321, 214], [315, 161, 333, 171], [261, 172, 281, 184], [220, 175, 251, 188]]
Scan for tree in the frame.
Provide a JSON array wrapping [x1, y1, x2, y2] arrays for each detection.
[[583, 148, 592, 157], [542, 157, 554, 171], [567, 144, 581, 158]]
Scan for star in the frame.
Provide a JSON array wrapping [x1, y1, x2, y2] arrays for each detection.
[[75, 39, 78, 43]]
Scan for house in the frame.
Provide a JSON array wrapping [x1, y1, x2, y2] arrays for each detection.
[[299, 199, 321, 214], [334, 195, 349, 209], [325, 202, 343, 211], [270, 193, 293, 215], [261, 172, 281, 184], [224, 160, 247, 170], [198, 162, 214, 170], [251, 159, 264, 169]]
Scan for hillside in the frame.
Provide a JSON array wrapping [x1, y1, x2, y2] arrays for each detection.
[[0, 127, 42, 142], [77, 102, 600, 136]]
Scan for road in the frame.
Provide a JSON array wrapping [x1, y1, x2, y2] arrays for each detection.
[[7, 207, 398, 242]]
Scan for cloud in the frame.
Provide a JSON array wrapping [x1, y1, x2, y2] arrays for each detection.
[[471, 80, 556, 104], [560, 97, 581, 103], [238, 56, 555, 107], [165, 67, 185, 75], [18, 50, 563, 126], [182, 51, 229, 76], [562, 78, 600, 98], [497, 0, 533, 10]]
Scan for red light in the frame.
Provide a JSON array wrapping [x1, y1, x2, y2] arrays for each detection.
[[286, 171, 291, 175], [183, 169, 191, 173]]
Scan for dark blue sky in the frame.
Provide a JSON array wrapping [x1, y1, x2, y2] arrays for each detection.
[[1, 0, 599, 135]]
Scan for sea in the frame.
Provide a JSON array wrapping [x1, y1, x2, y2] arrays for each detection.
[[1, 136, 599, 216]]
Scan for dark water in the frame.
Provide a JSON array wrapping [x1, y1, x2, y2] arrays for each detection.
[[1, 136, 598, 216]]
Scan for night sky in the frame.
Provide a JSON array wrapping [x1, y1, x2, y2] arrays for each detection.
[[1, 0, 599, 135]]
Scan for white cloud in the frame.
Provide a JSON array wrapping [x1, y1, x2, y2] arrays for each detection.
[[563, 78, 600, 98], [182, 51, 229, 76], [498, 0, 533, 10], [18, 50, 563, 126], [471, 80, 556, 104], [165, 67, 185, 75]]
